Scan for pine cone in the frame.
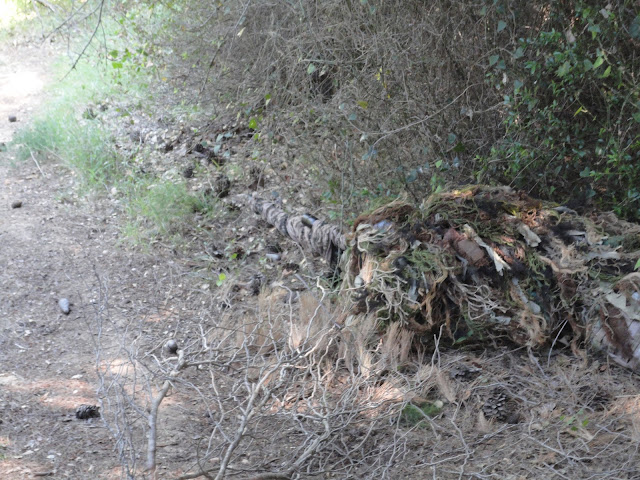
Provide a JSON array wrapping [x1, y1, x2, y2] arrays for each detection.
[[450, 364, 481, 381], [213, 175, 231, 198], [183, 165, 195, 178], [75, 404, 100, 420], [482, 388, 519, 423]]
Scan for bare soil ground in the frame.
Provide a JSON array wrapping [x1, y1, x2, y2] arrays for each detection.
[[0, 38, 206, 479], [2, 29, 640, 480], [0, 38, 124, 479]]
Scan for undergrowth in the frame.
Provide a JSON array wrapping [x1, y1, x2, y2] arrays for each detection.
[[8, 8, 215, 247], [122, 178, 219, 246], [134, 0, 640, 221]]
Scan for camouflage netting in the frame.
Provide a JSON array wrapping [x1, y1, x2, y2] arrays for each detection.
[[246, 187, 640, 371]]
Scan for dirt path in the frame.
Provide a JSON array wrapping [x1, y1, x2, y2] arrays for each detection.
[[0, 38, 191, 480], [0, 39, 53, 144], [0, 39, 123, 478]]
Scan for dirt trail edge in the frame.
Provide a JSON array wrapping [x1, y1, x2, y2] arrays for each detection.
[[0, 40, 196, 479]]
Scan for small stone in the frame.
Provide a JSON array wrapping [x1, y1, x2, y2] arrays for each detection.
[[165, 339, 178, 354], [11, 200, 22, 209], [265, 253, 281, 262], [58, 298, 70, 315], [8, 115, 17, 123]]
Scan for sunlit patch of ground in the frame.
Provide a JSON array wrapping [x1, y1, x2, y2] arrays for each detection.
[[0, 6, 54, 144], [0, 1, 27, 29], [0, 54, 47, 143]]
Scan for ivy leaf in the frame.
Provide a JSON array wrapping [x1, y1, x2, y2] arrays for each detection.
[[307, 63, 316, 75], [556, 61, 571, 77], [630, 15, 640, 39], [497, 20, 507, 32], [348, 113, 357, 121], [593, 56, 604, 69], [513, 47, 524, 59], [489, 55, 499, 66], [248, 118, 258, 129], [514, 79, 523, 92], [406, 169, 418, 183], [453, 142, 466, 153]]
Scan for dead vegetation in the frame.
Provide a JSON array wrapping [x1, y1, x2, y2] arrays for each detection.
[[4, 2, 640, 479], [89, 186, 640, 479], [91, 260, 640, 479]]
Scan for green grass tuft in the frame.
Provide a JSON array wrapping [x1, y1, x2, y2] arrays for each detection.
[[400, 401, 443, 427], [122, 178, 219, 245]]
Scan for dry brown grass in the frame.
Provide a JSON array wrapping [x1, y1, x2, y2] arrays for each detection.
[[91, 265, 640, 479]]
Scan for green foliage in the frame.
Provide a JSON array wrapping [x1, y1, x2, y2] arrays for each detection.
[[123, 178, 218, 243], [400, 401, 443, 427], [482, 1, 640, 220], [12, 61, 123, 190], [9, 13, 208, 247]]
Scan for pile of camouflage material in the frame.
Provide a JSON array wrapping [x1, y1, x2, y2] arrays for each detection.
[[248, 186, 640, 371]]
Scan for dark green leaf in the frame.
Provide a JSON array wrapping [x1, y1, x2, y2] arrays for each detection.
[[556, 61, 571, 77], [489, 55, 499, 66], [593, 56, 604, 69], [453, 142, 466, 153], [497, 20, 507, 32], [630, 15, 640, 39]]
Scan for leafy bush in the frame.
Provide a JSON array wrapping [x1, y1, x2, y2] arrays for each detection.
[[482, 1, 640, 220]]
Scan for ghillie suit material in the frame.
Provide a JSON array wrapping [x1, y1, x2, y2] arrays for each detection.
[[246, 186, 640, 371]]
